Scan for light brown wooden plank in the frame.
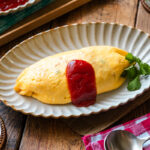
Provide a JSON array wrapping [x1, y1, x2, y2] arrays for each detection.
[[0, 102, 26, 150], [136, 1, 150, 33], [19, 117, 84, 150], [0, 22, 52, 54], [0, 0, 91, 46], [51, 0, 138, 26]]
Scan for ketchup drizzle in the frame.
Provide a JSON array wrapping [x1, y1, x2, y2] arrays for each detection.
[[66, 60, 97, 107]]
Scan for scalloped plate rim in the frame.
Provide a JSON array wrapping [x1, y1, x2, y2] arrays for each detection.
[[0, 22, 150, 118]]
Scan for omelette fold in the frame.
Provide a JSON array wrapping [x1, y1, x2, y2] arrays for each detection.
[[14, 46, 129, 105]]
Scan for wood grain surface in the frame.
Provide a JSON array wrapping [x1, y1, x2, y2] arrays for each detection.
[[136, 1, 150, 33], [0, 0, 91, 46], [51, 0, 138, 26], [20, 117, 84, 150], [0, 115, 6, 149], [0, 0, 150, 150], [0, 103, 26, 150]]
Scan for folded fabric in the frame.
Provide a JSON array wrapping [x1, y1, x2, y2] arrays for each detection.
[[82, 113, 150, 150]]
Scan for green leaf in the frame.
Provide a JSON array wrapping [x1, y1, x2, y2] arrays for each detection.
[[139, 63, 150, 75], [127, 76, 141, 91], [124, 53, 150, 91], [127, 65, 139, 80], [135, 57, 141, 64], [125, 53, 136, 63], [121, 65, 139, 79]]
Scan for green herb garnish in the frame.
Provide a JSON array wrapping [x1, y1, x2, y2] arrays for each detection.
[[125, 53, 136, 63], [127, 75, 141, 91], [123, 53, 150, 91]]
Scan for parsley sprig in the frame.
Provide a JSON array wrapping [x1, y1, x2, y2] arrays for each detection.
[[122, 53, 150, 91]]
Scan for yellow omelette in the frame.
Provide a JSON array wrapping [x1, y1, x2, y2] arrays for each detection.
[[14, 46, 129, 104]]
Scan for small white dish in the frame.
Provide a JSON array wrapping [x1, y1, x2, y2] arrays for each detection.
[[0, 0, 40, 15], [0, 22, 150, 118]]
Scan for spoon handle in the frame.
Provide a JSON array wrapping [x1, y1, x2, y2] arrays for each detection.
[[141, 136, 150, 144]]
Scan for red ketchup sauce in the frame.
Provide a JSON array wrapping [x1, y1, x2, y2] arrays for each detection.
[[66, 60, 97, 107], [0, 0, 29, 11]]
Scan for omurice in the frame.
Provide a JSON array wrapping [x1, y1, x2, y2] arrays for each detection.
[[14, 46, 130, 107]]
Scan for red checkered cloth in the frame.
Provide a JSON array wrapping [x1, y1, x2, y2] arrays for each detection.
[[82, 113, 150, 150]]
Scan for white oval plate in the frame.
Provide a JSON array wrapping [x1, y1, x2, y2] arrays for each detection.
[[0, 23, 150, 118], [0, 0, 40, 15]]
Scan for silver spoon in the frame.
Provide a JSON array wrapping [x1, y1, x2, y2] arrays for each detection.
[[104, 130, 150, 150]]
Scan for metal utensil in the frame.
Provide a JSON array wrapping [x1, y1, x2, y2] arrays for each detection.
[[104, 130, 150, 150]]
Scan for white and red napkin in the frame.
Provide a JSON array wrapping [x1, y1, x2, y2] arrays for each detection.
[[82, 113, 150, 150]]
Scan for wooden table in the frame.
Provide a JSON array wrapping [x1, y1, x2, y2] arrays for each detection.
[[0, 0, 150, 149]]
